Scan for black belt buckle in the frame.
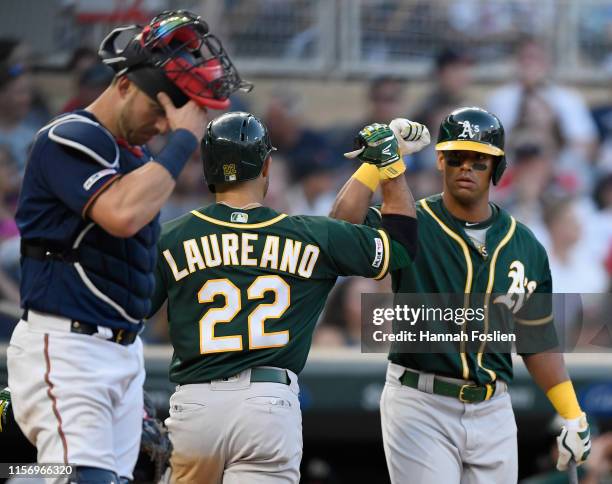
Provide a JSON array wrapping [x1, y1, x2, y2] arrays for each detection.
[[71, 321, 137, 346]]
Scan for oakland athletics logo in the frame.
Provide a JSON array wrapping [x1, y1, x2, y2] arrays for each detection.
[[457, 121, 480, 139], [494, 260, 537, 314]]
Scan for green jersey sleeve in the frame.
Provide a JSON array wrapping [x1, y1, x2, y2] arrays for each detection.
[[515, 248, 559, 355], [363, 205, 383, 229], [322, 217, 410, 279]]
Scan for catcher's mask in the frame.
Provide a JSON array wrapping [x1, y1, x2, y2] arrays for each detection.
[[99, 9, 252, 110]]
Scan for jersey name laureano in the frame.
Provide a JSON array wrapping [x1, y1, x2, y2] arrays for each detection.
[[163, 232, 321, 281]]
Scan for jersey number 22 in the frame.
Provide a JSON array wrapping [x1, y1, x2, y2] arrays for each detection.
[[198, 275, 290, 354]]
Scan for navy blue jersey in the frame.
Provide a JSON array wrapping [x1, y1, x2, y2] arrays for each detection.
[[16, 110, 160, 330]]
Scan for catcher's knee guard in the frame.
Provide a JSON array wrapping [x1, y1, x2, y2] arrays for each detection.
[[71, 466, 120, 483]]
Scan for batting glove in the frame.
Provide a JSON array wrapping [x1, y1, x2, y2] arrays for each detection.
[[0, 387, 11, 432], [344, 123, 404, 179], [556, 412, 591, 470], [389, 118, 431, 155]]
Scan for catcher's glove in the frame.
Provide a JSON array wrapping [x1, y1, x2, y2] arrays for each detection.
[[0, 387, 10, 432], [133, 392, 172, 484]]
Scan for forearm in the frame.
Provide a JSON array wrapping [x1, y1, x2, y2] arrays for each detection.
[[89, 129, 197, 236], [101, 163, 176, 230], [329, 170, 375, 224], [380, 174, 416, 217], [523, 352, 582, 419], [523, 352, 569, 392]]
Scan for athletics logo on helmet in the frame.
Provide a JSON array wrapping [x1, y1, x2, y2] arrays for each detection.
[[99, 10, 252, 110], [435, 106, 507, 185], [201, 111, 276, 193]]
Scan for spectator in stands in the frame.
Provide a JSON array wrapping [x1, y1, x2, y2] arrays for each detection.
[[591, 71, 612, 171], [497, 137, 556, 244], [0, 38, 49, 129], [314, 277, 389, 347], [60, 62, 114, 113], [0, 40, 44, 172], [412, 47, 475, 169], [330, 76, 406, 170], [263, 88, 337, 184], [543, 197, 608, 293], [488, 38, 598, 168], [0, 145, 19, 304]]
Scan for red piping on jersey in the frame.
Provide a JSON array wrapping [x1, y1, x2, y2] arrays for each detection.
[[116, 138, 144, 158], [44, 334, 69, 465]]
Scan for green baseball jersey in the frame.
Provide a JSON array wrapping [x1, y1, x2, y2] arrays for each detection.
[[151, 203, 410, 384], [365, 193, 557, 385]]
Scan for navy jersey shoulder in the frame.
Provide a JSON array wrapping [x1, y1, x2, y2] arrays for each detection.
[[17, 110, 160, 329]]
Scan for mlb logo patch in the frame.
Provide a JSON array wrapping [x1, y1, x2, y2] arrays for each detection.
[[231, 212, 249, 223], [372, 237, 384, 268]]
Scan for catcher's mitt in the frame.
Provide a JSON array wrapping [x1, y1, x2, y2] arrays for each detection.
[[133, 392, 172, 484]]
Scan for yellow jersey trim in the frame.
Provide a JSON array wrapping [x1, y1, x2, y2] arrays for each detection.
[[421, 199, 472, 379], [515, 314, 553, 326], [374, 229, 391, 280], [478, 216, 517, 382], [191, 210, 287, 229]]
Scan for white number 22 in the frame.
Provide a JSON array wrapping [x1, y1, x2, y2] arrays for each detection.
[[198, 275, 290, 354]]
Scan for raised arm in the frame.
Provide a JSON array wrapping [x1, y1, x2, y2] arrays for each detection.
[[330, 119, 429, 224], [88, 93, 208, 237]]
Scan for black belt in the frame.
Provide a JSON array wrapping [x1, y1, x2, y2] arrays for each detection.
[[21, 239, 79, 263], [400, 369, 495, 404], [207, 368, 290, 385], [22, 309, 138, 346]]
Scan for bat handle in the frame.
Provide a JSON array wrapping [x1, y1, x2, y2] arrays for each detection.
[[567, 459, 578, 484]]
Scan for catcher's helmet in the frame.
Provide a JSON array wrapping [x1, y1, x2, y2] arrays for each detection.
[[202, 111, 275, 192], [435, 107, 506, 185], [99, 10, 252, 110]]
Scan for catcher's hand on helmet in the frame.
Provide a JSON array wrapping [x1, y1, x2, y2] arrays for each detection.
[[389, 118, 431, 155], [344, 123, 404, 179], [556, 412, 592, 471]]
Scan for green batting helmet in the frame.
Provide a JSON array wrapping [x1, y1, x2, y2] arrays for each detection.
[[435, 107, 506, 185], [202, 112, 276, 192]]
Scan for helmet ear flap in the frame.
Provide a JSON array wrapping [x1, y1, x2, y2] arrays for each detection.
[[492, 156, 506, 185]]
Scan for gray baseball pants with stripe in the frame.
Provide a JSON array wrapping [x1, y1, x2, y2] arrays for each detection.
[[381, 362, 518, 484]]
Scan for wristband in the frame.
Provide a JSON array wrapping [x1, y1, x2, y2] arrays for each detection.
[[379, 159, 406, 180], [154, 129, 198, 180], [546, 380, 583, 420], [352, 163, 380, 192]]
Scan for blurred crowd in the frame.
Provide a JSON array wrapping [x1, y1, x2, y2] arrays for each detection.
[[0, 35, 611, 350]]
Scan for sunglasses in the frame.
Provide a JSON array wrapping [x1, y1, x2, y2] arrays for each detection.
[[444, 152, 489, 171]]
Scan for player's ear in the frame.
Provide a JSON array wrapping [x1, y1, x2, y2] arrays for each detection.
[[261, 155, 271, 178], [115, 75, 133, 99], [436, 152, 445, 172]]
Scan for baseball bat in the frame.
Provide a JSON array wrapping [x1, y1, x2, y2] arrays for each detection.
[[567, 459, 578, 484]]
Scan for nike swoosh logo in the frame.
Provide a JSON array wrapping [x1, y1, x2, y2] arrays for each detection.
[[465, 222, 479, 227]]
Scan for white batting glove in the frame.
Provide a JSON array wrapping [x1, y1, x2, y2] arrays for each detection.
[[556, 412, 591, 471], [389, 118, 431, 155]]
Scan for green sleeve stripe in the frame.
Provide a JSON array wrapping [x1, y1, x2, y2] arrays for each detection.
[[374, 229, 390, 280]]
